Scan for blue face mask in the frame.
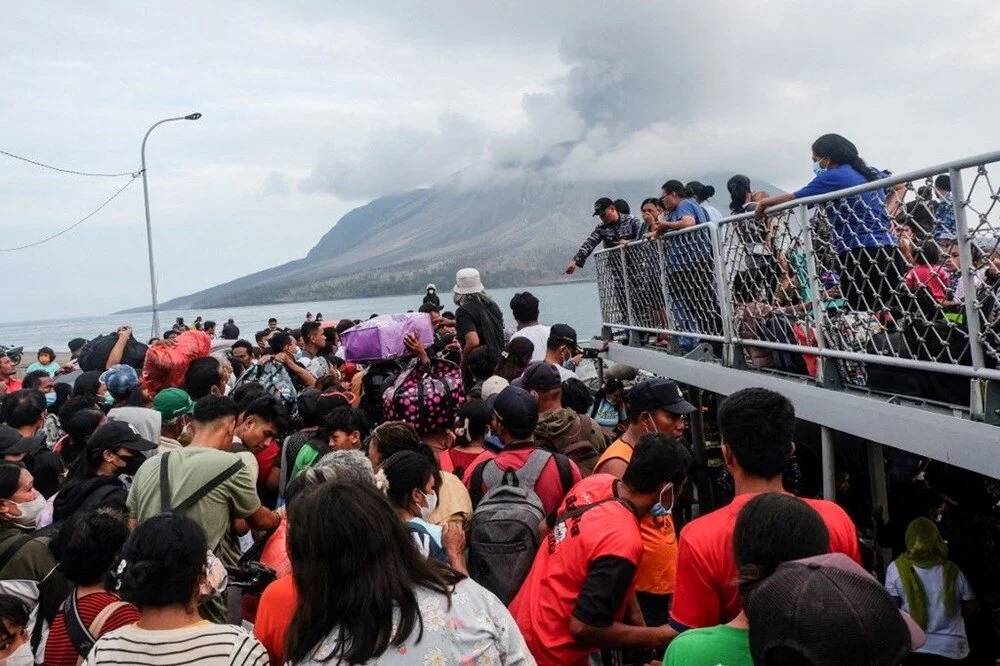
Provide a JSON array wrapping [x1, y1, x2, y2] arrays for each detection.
[[45, 392, 56, 407], [650, 483, 675, 518], [812, 160, 826, 176], [103, 392, 115, 407]]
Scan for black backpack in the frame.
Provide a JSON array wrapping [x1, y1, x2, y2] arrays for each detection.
[[360, 360, 401, 425], [77, 333, 148, 371]]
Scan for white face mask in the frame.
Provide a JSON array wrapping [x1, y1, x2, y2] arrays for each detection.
[[10, 494, 46, 530], [419, 490, 438, 520]]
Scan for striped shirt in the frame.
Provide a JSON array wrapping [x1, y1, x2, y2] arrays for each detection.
[[85, 622, 268, 666]]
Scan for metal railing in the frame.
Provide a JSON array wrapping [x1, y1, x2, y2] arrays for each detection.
[[594, 150, 1000, 410]]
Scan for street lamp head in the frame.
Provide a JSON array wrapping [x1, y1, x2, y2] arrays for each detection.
[[185, 112, 203, 120]]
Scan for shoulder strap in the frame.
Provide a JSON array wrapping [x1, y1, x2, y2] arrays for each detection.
[[553, 496, 622, 526], [159, 452, 172, 513], [479, 457, 505, 490], [514, 449, 554, 490], [552, 452, 574, 495], [0, 534, 34, 572], [88, 600, 128, 638], [171, 460, 245, 515], [470, 459, 491, 508], [62, 591, 96, 659]]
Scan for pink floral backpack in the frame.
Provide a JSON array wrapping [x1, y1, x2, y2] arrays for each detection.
[[383, 358, 466, 433]]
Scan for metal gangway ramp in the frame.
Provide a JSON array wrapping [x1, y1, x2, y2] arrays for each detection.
[[593, 150, 1000, 500]]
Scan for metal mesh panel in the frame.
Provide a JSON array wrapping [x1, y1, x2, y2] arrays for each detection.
[[662, 226, 722, 348], [963, 164, 1000, 366], [594, 247, 627, 327], [622, 240, 667, 331]]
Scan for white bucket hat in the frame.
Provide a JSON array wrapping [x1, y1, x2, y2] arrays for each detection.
[[453, 268, 485, 295]]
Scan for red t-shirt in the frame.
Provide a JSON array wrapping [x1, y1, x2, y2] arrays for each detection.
[[0, 377, 21, 393], [44, 591, 140, 666], [462, 445, 581, 516], [255, 575, 297, 666], [510, 474, 644, 666], [669, 492, 861, 630]]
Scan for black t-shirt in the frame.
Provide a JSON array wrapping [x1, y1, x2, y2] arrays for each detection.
[[456, 299, 505, 354]]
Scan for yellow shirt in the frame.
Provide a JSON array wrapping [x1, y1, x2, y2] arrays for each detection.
[[595, 438, 679, 595]]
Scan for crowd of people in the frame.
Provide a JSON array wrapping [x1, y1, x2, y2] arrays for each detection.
[[567, 132, 995, 384], [0, 259, 982, 665]]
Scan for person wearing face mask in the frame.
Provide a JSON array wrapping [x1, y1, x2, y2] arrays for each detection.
[[592, 378, 695, 627], [0, 461, 73, 642], [51, 421, 156, 526], [382, 450, 467, 575], [510, 434, 691, 665], [151, 388, 195, 453], [544, 324, 584, 381]]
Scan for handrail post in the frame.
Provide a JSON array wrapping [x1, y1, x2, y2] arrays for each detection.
[[709, 223, 735, 366], [620, 245, 639, 346], [952, 168, 986, 371], [799, 205, 833, 386], [657, 237, 670, 339]]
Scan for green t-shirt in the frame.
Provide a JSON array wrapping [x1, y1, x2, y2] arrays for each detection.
[[664, 625, 751, 666], [291, 443, 320, 480]]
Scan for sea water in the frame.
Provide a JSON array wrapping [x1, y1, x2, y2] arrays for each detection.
[[0, 281, 602, 350]]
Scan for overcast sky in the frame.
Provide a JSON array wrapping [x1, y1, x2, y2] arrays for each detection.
[[2, 1, 998, 321]]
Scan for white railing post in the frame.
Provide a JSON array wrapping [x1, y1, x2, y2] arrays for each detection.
[[709, 223, 735, 365], [799, 205, 829, 385], [951, 167, 986, 372]]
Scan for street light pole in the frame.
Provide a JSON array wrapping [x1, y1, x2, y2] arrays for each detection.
[[140, 112, 202, 339]]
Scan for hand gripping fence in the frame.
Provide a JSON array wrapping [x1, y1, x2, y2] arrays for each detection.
[[593, 149, 1000, 407]]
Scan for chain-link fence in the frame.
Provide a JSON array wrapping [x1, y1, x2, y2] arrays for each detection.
[[594, 151, 1000, 399]]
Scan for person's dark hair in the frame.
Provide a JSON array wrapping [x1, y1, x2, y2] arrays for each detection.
[[315, 407, 369, 458], [457, 400, 490, 441], [734, 493, 830, 594], [382, 450, 435, 510], [622, 433, 691, 493], [254, 329, 270, 343], [230, 382, 266, 410], [914, 238, 942, 266], [37, 347, 56, 363], [241, 395, 289, 436], [268, 317, 278, 324], [728, 175, 752, 214], [72, 371, 102, 400], [203, 320, 216, 332], [301, 321, 322, 342], [183, 356, 223, 400], [1, 390, 45, 428], [509, 292, 540, 324], [368, 421, 422, 460], [285, 481, 464, 663], [192, 394, 240, 424], [118, 514, 207, 608], [495, 337, 534, 382], [57, 400, 104, 467], [0, 594, 29, 634], [21, 370, 50, 391], [614, 199, 630, 215], [718, 388, 794, 478], [335, 319, 354, 335], [163, 329, 179, 341], [661, 179, 689, 197], [51, 382, 71, 414], [466, 346, 499, 383], [686, 181, 716, 203], [561, 378, 594, 415], [590, 377, 624, 418], [268, 332, 292, 355], [934, 174, 951, 193], [68, 338, 87, 354], [51, 508, 129, 586], [0, 463, 24, 502], [811, 133, 879, 182], [296, 389, 321, 428], [641, 197, 663, 211], [231, 339, 253, 354]]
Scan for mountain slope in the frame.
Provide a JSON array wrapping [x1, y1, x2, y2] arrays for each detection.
[[156, 173, 780, 309]]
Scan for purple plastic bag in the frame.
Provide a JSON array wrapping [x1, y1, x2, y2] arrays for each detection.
[[340, 313, 435, 362]]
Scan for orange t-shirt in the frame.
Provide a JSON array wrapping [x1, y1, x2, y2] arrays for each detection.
[[254, 575, 297, 666], [594, 438, 679, 596], [669, 491, 861, 630]]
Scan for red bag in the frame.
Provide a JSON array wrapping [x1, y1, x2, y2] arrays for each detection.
[[789, 321, 818, 378], [142, 330, 212, 393]]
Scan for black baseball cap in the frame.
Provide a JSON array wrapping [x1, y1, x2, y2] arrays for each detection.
[[745, 553, 924, 665], [487, 385, 539, 436], [548, 323, 581, 355], [87, 421, 157, 454], [0, 425, 44, 457], [592, 197, 615, 216], [68, 338, 87, 353], [626, 378, 696, 417], [517, 361, 562, 392]]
